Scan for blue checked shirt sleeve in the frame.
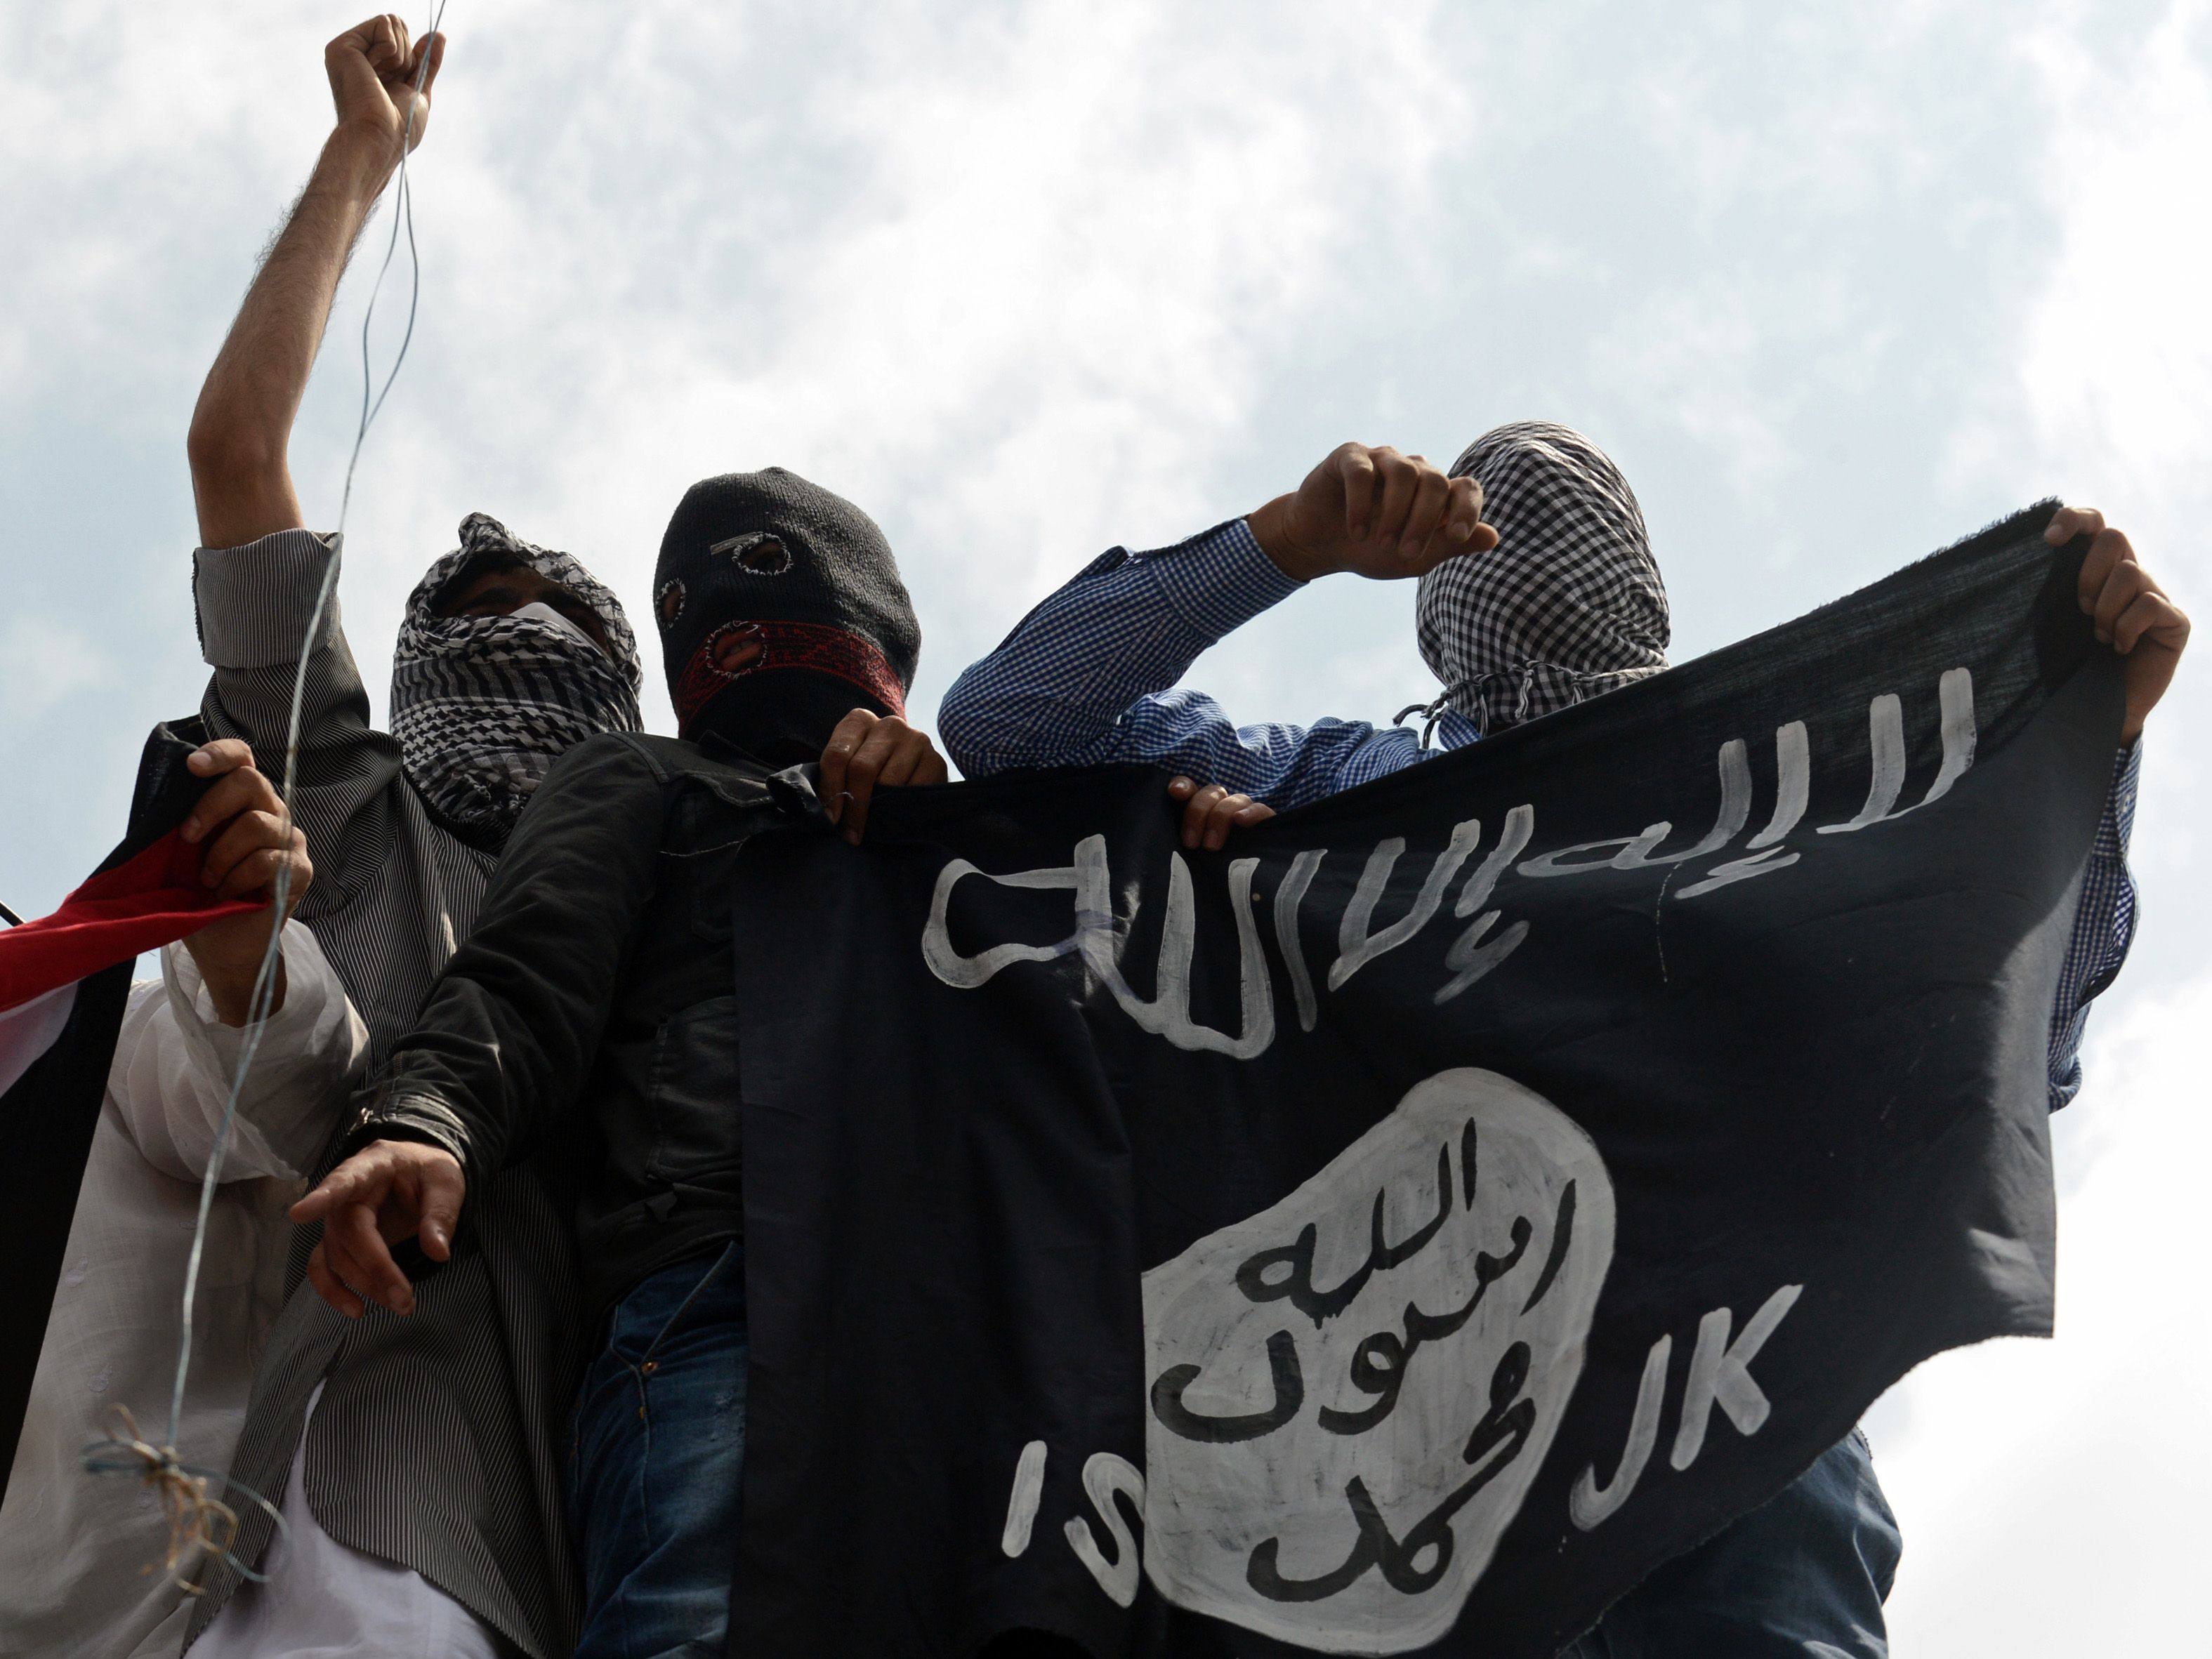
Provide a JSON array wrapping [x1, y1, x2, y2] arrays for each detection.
[[2047, 743, 2142, 1111], [938, 519, 1432, 809]]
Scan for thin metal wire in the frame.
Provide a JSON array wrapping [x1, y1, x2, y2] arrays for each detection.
[[81, 4, 450, 1582]]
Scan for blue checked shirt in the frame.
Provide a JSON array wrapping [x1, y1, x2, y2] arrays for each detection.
[[940, 518, 2142, 1112]]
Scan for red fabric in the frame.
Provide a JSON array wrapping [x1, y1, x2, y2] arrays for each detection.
[[0, 828, 260, 1013], [674, 619, 909, 736]]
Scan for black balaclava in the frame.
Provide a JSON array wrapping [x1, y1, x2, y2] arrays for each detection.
[[653, 468, 921, 766], [392, 513, 644, 850], [1415, 421, 1671, 734]]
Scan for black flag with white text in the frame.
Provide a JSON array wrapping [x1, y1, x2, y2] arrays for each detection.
[[727, 503, 2121, 1658]]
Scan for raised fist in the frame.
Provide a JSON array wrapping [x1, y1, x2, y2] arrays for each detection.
[[1248, 443, 1498, 585], [326, 13, 447, 161]]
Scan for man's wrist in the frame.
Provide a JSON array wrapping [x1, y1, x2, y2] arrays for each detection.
[[192, 946, 287, 1027], [316, 120, 402, 201], [1246, 495, 1327, 584]]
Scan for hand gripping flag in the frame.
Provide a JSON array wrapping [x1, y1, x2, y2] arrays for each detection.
[[0, 724, 258, 1488]]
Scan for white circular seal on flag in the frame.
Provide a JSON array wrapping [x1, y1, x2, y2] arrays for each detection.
[[1140, 1068, 1615, 1653]]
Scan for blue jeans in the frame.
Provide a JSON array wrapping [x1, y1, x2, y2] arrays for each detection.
[[1569, 1429, 1901, 1658], [570, 1243, 749, 1659]]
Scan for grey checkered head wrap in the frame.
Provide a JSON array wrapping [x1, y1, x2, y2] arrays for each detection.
[[1415, 421, 1670, 734], [392, 513, 645, 849]]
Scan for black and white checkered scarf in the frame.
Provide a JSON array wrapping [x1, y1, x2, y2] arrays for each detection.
[[1416, 421, 1671, 734], [392, 513, 645, 850]]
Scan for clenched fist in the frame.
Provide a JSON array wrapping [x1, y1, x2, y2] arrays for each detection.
[[1247, 443, 1498, 585], [326, 14, 446, 163], [180, 739, 313, 1025]]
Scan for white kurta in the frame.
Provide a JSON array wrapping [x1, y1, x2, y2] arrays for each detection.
[[190, 1380, 505, 1659], [0, 926, 364, 1659]]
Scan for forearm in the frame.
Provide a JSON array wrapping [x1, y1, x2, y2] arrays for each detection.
[[187, 123, 398, 548], [939, 519, 1303, 776], [192, 938, 287, 1027], [116, 926, 367, 1182], [352, 737, 667, 1183]]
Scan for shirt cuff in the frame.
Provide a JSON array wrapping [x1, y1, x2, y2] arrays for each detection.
[[1131, 518, 1305, 641], [2093, 741, 2143, 862], [194, 529, 345, 670], [345, 1090, 475, 1182]]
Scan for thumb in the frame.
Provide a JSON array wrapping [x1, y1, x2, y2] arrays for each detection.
[[414, 31, 447, 95], [1409, 529, 1487, 577]]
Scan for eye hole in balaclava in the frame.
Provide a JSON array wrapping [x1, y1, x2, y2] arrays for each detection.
[[391, 513, 645, 851], [655, 468, 921, 767], [713, 532, 794, 576], [1414, 421, 1670, 735]]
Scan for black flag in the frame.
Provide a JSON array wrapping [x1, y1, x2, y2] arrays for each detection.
[[727, 503, 2120, 1656]]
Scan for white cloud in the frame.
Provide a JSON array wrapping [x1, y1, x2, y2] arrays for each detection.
[[0, 616, 112, 722], [1942, 0, 2209, 979], [295, 0, 1473, 729]]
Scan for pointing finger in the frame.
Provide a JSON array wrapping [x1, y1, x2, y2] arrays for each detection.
[[290, 1170, 355, 1227]]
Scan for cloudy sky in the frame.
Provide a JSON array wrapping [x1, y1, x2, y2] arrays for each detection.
[[4, 0, 2206, 1647]]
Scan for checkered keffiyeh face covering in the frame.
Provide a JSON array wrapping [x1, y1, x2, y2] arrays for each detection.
[[1415, 421, 1671, 734], [392, 513, 645, 849]]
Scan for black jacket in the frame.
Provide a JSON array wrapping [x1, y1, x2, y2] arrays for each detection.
[[351, 732, 802, 1312]]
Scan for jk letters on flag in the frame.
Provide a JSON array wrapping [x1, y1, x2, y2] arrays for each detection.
[[725, 504, 2122, 1658]]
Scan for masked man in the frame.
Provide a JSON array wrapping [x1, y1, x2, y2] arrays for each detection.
[[179, 20, 650, 1659], [289, 467, 946, 1659], [935, 423, 2185, 1658]]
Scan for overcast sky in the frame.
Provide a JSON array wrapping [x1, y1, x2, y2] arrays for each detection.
[[4, 1, 2206, 1648]]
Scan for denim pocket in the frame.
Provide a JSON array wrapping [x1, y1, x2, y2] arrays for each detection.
[[605, 1243, 743, 1369]]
